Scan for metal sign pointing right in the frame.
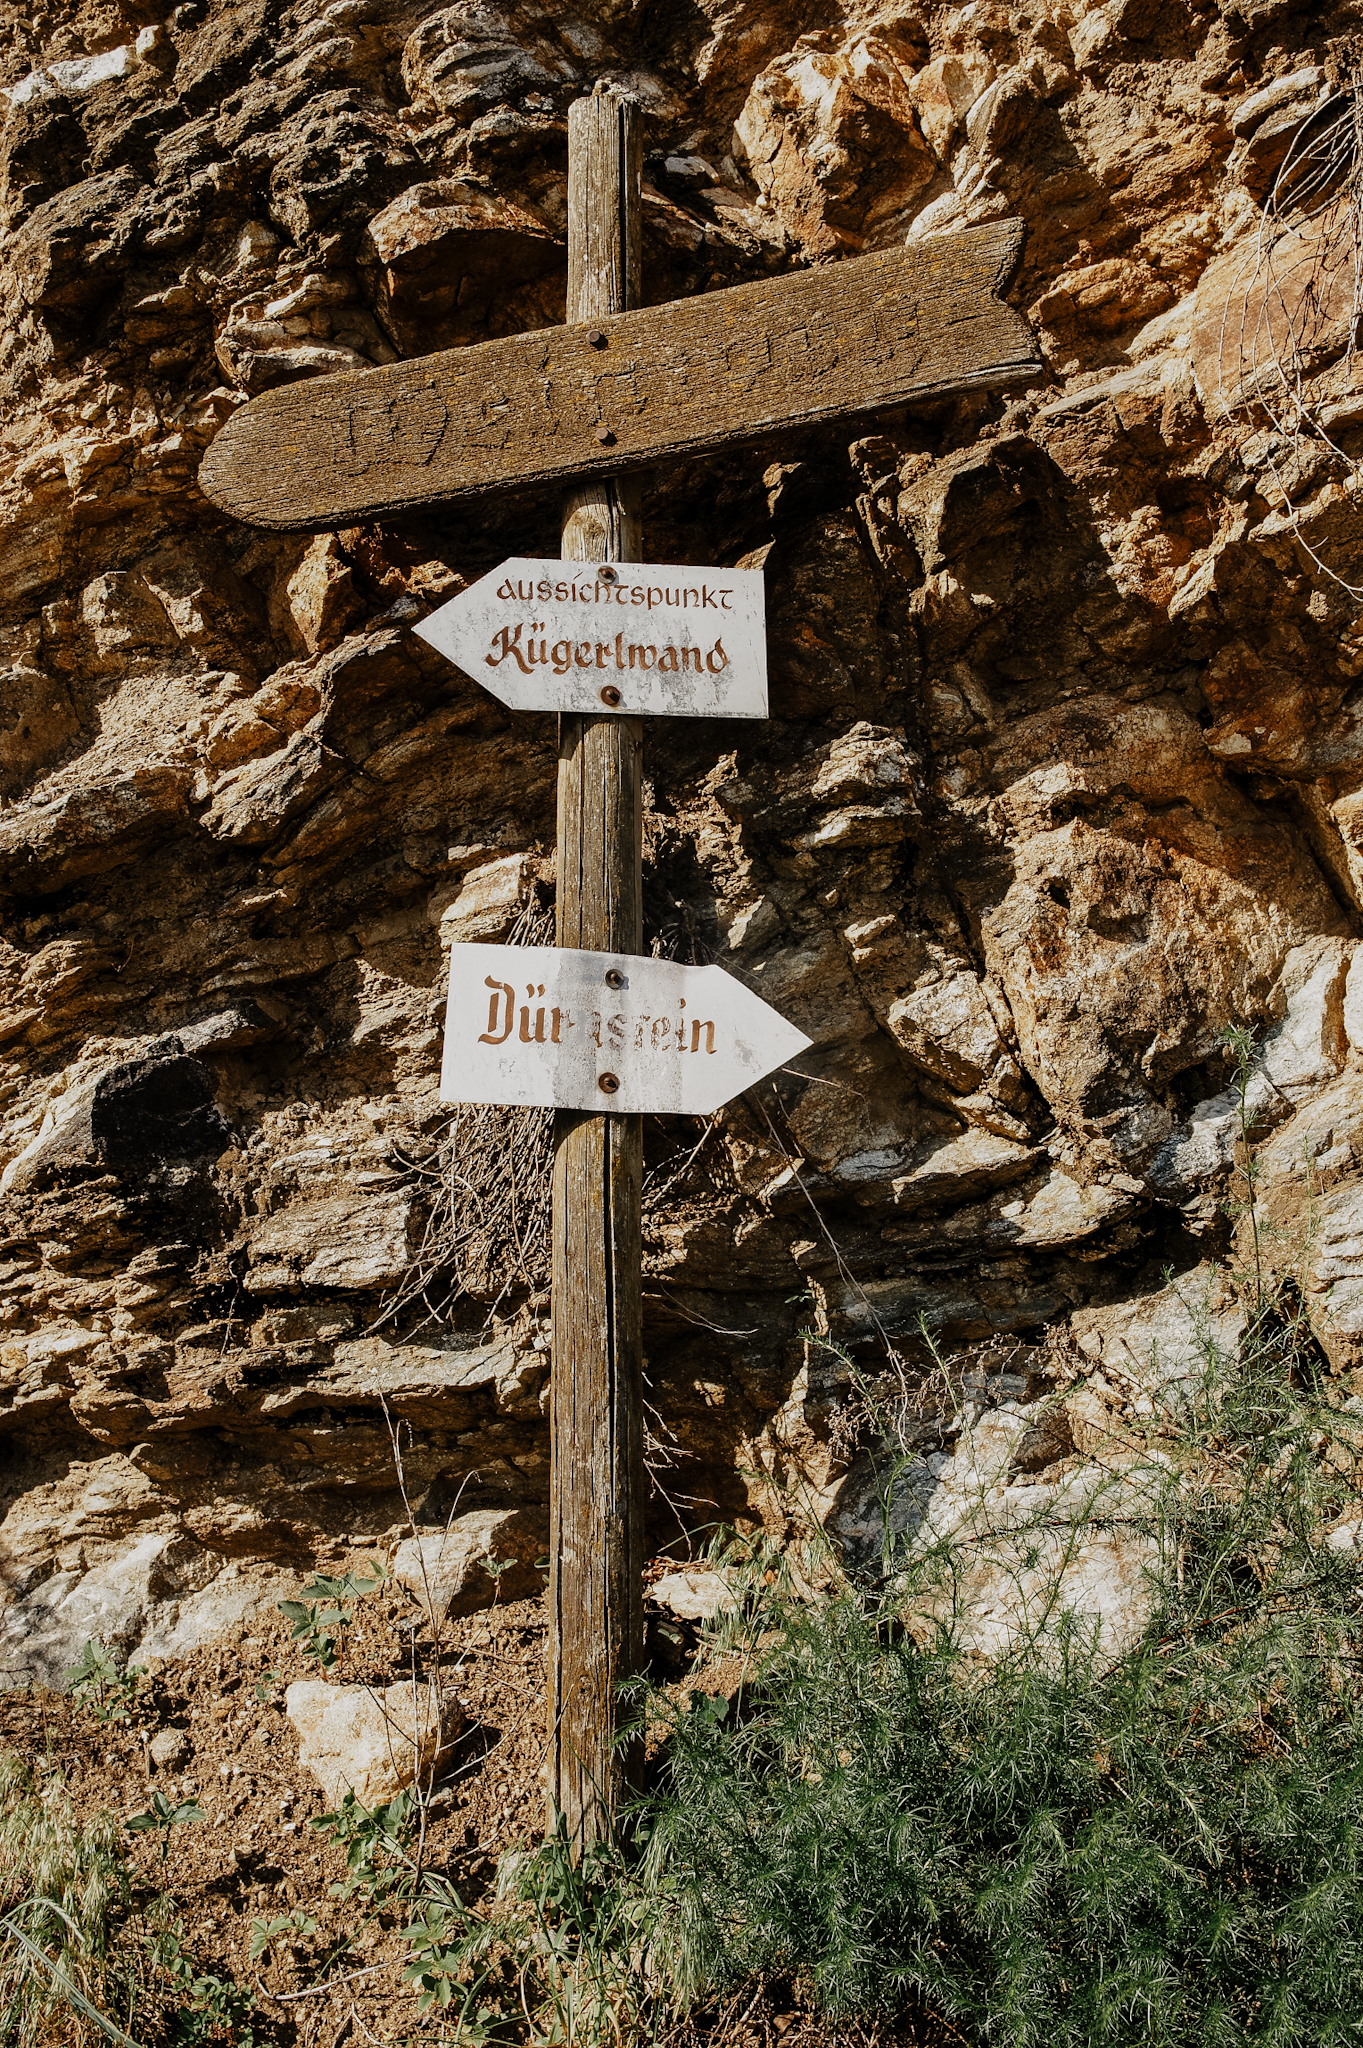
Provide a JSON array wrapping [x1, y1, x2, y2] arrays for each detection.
[[415, 556, 767, 718], [442, 942, 810, 1115]]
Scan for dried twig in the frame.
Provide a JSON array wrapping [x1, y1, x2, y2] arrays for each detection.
[[1218, 77, 1363, 594]]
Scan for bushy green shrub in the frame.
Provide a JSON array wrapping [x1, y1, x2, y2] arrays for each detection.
[[628, 1304, 1363, 2046]]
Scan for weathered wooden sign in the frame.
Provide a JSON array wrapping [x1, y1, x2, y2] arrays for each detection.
[[415, 556, 767, 717], [196, 81, 1042, 1859], [442, 943, 811, 1115], [198, 222, 1040, 530]]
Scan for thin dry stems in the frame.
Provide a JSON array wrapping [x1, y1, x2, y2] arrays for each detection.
[[1220, 73, 1363, 593], [376, 898, 557, 1333]]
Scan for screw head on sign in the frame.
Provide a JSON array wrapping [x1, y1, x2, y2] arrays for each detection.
[[587, 329, 607, 348], [604, 968, 626, 989], [598, 565, 617, 581], [598, 1072, 620, 1093], [595, 426, 615, 445], [600, 684, 622, 707]]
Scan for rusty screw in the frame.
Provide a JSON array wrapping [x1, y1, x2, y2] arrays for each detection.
[[604, 968, 626, 989], [587, 328, 607, 348], [595, 426, 615, 446], [598, 1072, 620, 1093], [600, 684, 622, 708], [598, 565, 617, 581]]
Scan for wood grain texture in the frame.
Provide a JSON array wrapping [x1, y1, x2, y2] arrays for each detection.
[[549, 90, 646, 1856], [199, 221, 1039, 531]]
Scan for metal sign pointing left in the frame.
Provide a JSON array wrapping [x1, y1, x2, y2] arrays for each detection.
[[415, 556, 767, 718]]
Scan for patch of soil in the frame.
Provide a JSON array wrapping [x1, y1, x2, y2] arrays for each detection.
[[0, 1569, 958, 2045], [0, 1581, 550, 2044]]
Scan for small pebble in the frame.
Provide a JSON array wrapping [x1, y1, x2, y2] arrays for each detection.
[[149, 1727, 193, 1771]]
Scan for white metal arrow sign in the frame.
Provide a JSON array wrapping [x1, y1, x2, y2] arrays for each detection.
[[441, 943, 810, 1114], [415, 557, 767, 719]]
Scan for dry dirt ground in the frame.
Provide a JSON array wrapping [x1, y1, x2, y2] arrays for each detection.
[[0, 1571, 954, 2048]]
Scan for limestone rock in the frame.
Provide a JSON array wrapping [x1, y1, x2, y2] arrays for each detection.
[[360, 182, 563, 352], [736, 25, 935, 254], [888, 1130, 1043, 1214], [286, 1679, 462, 1809], [832, 1392, 1163, 1659], [0, 0, 1359, 1668], [1294, 1182, 1363, 1373], [149, 1726, 193, 1770], [433, 854, 534, 948], [392, 1507, 548, 1619], [1150, 943, 1353, 1198], [888, 973, 1010, 1094], [651, 1569, 737, 1624], [247, 1195, 416, 1293], [1070, 1271, 1248, 1407], [1252, 1082, 1363, 1370], [0, 1533, 290, 1690]]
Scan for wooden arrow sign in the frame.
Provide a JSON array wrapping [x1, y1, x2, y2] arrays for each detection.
[[415, 556, 767, 718], [199, 222, 1039, 530], [442, 943, 811, 1115]]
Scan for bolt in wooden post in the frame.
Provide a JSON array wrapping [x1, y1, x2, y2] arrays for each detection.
[[548, 87, 645, 1856]]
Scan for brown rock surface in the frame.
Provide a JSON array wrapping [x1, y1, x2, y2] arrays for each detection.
[[1, 0, 1363, 1670]]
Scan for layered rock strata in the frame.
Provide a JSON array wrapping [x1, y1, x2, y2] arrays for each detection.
[[2, 0, 1362, 1676]]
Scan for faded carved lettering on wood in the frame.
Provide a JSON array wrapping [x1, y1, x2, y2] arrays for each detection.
[[199, 223, 1040, 530]]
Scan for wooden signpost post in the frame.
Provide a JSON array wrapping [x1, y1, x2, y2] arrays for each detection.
[[199, 84, 1041, 1856], [550, 93, 647, 1848]]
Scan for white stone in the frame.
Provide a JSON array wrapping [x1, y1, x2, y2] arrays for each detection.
[[888, 970, 1006, 1090], [51, 46, 137, 91], [651, 1569, 737, 1624], [392, 1507, 547, 1619], [725, 896, 782, 952], [432, 854, 530, 947], [0, 1533, 290, 1689], [908, 52, 992, 156], [889, 1129, 1041, 1212], [986, 1169, 1138, 1250], [247, 1194, 415, 1293], [1231, 67, 1327, 137], [833, 1377, 1169, 1662], [945, 1526, 1162, 1661], [149, 1726, 193, 1769], [260, 1330, 544, 1422], [1151, 942, 1352, 1195], [1071, 1271, 1246, 1396], [3, 43, 139, 103], [286, 1679, 461, 1809]]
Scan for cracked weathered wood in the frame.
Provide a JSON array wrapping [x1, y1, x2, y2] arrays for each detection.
[[549, 89, 645, 1858], [199, 221, 1039, 530]]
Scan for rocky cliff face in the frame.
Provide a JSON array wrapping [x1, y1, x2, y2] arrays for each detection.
[[1, 0, 1361, 1682]]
